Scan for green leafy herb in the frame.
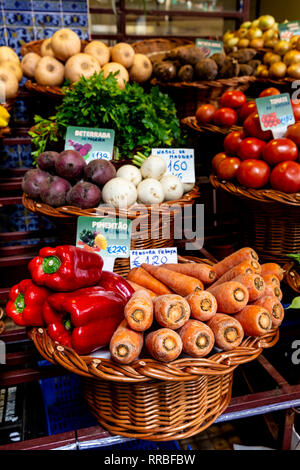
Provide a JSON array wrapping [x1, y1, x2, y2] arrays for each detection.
[[30, 71, 186, 165], [287, 296, 300, 309], [287, 253, 300, 265]]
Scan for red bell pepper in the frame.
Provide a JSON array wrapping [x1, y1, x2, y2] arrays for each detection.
[[28, 245, 103, 292], [98, 270, 134, 303], [43, 286, 125, 355], [6, 279, 51, 326]]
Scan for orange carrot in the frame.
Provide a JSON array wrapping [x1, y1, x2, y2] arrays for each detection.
[[210, 259, 261, 288], [124, 290, 153, 332], [207, 313, 244, 351], [127, 280, 157, 299], [262, 273, 280, 287], [232, 273, 265, 302], [145, 328, 182, 362], [261, 263, 284, 281], [141, 263, 203, 297], [264, 280, 283, 300], [234, 305, 272, 337], [252, 295, 284, 327], [213, 247, 259, 279], [207, 281, 249, 314], [186, 290, 217, 322], [127, 267, 172, 296], [153, 294, 190, 329], [178, 319, 215, 357], [162, 262, 216, 285], [109, 319, 143, 365]]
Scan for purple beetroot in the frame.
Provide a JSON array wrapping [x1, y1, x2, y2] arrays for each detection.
[[55, 150, 86, 181], [66, 181, 101, 209], [84, 159, 116, 187], [40, 175, 72, 207], [37, 151, 60, 172], [22, 168, 50, 199]]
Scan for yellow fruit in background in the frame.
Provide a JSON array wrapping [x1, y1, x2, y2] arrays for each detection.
[[262, 29, 276, 41], [0, 117, 8, 127], [252, 19, 260, 28], [264, 38, 279, 49], [263, 52, 281, 65], [241, 21, 252, 29], [238, 38, 250, 48], [247, 28, 263, 40], [255, 64, 268, 76], [290, 35, 300, 47], [274, 40, 291, 56], [0, 105, 10, 121], [283, 49, 300, 65], [258, 15, 275, 31], [269, 61, 287, 78], [250, 38, 264, 49], [236, 28, 249, 38], [223, 31, 235, 42], [94, 234, 107, 250], [287, 63, 300, 79], [225, 37, 239, 48], [260, 68, 269, 77]]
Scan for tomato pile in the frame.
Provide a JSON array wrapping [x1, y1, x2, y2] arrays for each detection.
[[208, 87, 300, 193]]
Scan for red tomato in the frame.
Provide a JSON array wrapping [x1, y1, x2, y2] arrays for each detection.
[[236, 159, 271, 189], [285, 122, 300, 146], [237, 137, 266, 161], [243, 112, 273, 141], [212, 152, 228, 172], [220, 90, 247, 109], [213, 108, 238, 127], [223, 130, 245, 155], [195, 104, 217, 124], [259, 87, 281, 98], [262, 138, 298, 166], [270, 161, 300, 193], [292, 101, 300, 122], [216, 157, 241, 180], [238, 101, 257, 122]]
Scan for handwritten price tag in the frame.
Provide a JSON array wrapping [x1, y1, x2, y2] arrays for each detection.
[[256, 93, 295, 139], [195, 38, 223, 57], [130, 247, 178, 269], [151, 148, 195, 183]]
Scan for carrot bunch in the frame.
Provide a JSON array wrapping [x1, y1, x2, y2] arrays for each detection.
[[109, 248, 285, 365]]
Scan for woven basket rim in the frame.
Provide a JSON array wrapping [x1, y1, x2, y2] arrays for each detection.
[[182, 115, 243, 135], [151, 75, 257, 91], [22, 185, 200, 220], [30, 319, 279, 384], [210, 174, 300, 206]]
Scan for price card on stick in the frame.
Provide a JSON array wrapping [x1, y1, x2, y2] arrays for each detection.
[[130, 247, 178, 269], [65, 126, 115, 163], [278, 21, 300, 39], [256, 93, 295, 139], [151, 148, 195, 183], [195, 39, 223, 57], [76, 216, 132, 272]]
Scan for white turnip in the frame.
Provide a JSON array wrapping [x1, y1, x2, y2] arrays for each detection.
[[116, 164, 142, 186], [140, 155, 167, 180], [160, 175, 184, 201], [102, 177, 137, 208], [137, 178, 165, 204]]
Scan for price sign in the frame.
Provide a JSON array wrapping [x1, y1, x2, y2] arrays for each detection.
[[195, 39, 223, 57], [65, 126, 115, 163], [76, 217, 132, 261], [256, 93, 295, 139], [278, 21, 300, 39], [151, 148, 195, 183], [130, 247, 178, 269]]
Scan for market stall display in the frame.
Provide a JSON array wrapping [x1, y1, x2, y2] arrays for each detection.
[[5, 245, 280, 440]]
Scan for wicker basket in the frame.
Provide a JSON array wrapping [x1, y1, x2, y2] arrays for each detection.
[[210, 174, 300, 263], [22, 186, 200, 277], [151, 76, 257, 119], [28, 254, 279, 441], [181, 115, 243, 135]]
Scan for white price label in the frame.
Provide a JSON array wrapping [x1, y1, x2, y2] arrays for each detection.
[[130, 247, 178, 269], [102, 256, 116, 272], [151, 148, 195, 183]]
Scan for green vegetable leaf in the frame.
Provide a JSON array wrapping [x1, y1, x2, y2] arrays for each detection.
[[287, 296, 300, 309]]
